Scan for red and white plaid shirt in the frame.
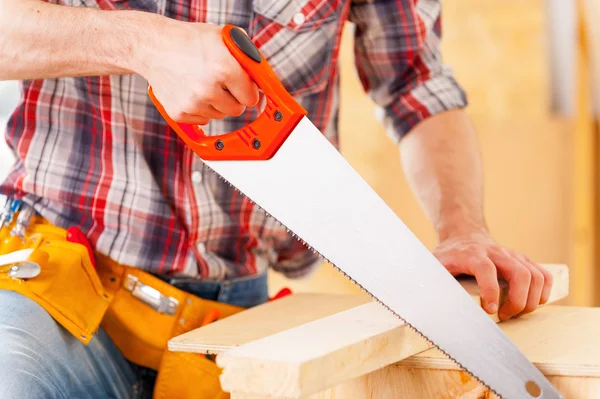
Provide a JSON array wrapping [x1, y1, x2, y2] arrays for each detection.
[[1, 0, 466, 279]]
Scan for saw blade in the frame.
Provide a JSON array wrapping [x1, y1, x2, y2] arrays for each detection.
[[203, 117, 563, 399]]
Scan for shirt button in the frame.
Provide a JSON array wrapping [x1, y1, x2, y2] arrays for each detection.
[[197, 243, 206, 254], [191, 171, 203, 184], [292, 12, 306, 25]]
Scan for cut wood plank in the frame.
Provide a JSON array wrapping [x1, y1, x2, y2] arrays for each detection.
[[400, 306, 600, 377], [218, 302, 427, 398], [217, 265, 568, 398], [319, 306, 600, 399], [230, 306, 599, 399], [230, 376, 600, 399], [283, 368, 600, 399], [170, 264, 567, 356], [168, 293, 369, 355]]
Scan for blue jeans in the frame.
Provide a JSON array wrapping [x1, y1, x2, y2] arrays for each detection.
[[0, 272, 269, 399]]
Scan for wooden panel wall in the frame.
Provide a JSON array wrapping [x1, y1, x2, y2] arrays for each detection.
[[270, 1, 579, 301]]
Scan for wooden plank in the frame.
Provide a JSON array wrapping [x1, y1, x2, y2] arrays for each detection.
[[217, 265, 568, 398], [231, 306, 599, 399], [231, 375, 600, 399], [300, 367, 600, 399], [168, 293, 369, 355], [218, 302, 427, 398], [171, 264, 567, 355], [400, 306, 600, 377]]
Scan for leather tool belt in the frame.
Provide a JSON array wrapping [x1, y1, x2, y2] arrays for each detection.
[[0, 212, 242, 399]]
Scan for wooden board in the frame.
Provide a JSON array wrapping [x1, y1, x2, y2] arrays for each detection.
[[218, 302, 426, 398], [215, 265, 568, 398], [231, 376, 600, 399], [168, 293, 369, 354], [400, 305, 600, 377], [230, 306, 598, 399], [171, 264, 567, 355], [278, 369, 600, 399], [312, 307, 600, 399]]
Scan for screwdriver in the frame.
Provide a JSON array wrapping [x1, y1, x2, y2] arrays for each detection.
[[11, 203, 34, 239], [0, 197, 12, 229]]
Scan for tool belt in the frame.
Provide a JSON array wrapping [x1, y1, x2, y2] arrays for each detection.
[[0, 212, 243, 399]]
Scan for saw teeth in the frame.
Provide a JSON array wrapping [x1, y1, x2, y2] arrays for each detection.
[[200, 164, 504, 399]]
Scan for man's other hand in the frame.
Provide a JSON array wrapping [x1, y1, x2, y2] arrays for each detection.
[[142, 23, 259, 126], [433, 231, 554, 321]]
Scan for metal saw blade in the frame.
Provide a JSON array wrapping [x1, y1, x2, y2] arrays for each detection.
[[204, 117, 562, 399]]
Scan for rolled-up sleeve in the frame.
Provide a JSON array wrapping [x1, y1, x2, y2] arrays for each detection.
[[349, 0, 468, 142]]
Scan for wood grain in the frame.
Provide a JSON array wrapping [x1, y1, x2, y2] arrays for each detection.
[[171, 264, 567, 355], [218, 302, 427, 398], [401, 306, 600, 377], [215, 265, 567, 398], [291, 369, 600, 399], [231, 375, 600, 399], [231, 306, 599, 399], [168, 293, 369, 355]]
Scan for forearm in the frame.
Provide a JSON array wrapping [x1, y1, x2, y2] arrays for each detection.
[[399, 109, 487, 241], [0, 0, 161, 80]]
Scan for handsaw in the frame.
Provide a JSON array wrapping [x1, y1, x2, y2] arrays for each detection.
[[148, 25, 563, 399]]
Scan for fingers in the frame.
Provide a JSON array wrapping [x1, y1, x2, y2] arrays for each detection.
[[433, 234, 550, 322], [469, 259, 500, 314], [511, 252, 549, 314], [224, 71, 260, 108], [521, 264, 544, 315], [173, 104, 226, 125], [494, 253, 532, 321], [176, 113, 211, 126], [255, 90, 266, 112], [182, 103, 227, 121], [526, 256, 553, 304], [169, 85, 256, 125], [221, 50, 260, 108], [211, 87, 248, 116], [434, 243, 500, 315]]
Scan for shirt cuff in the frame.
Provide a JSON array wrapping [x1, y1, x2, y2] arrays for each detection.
[[383, 74, 468, 143]]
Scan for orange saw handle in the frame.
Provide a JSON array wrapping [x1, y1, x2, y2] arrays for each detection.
[[148, 25, 307, 161]]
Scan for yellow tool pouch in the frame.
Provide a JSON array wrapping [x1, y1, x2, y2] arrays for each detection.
[[0, 217, 110, 345], [0, 214, 245, 398], [96, 253, 243, 399]]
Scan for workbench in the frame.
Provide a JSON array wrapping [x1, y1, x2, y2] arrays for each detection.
[[169, 264, 599, 398]]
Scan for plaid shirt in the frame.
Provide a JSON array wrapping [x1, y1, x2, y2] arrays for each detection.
[[1, 0, 466, 279]]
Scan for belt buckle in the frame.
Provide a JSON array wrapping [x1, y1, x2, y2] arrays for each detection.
[[125, 274, 179, 316]]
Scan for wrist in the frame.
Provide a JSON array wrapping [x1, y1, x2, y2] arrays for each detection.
[[436, 215, 488, 242], [110, 11, 168, 77]]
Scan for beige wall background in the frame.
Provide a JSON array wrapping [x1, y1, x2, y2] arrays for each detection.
[[270, 0, 584, 302]]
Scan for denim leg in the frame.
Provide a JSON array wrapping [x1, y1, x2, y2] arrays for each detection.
[[169, 271, 270, 308], [0, 290, 136, 399]]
